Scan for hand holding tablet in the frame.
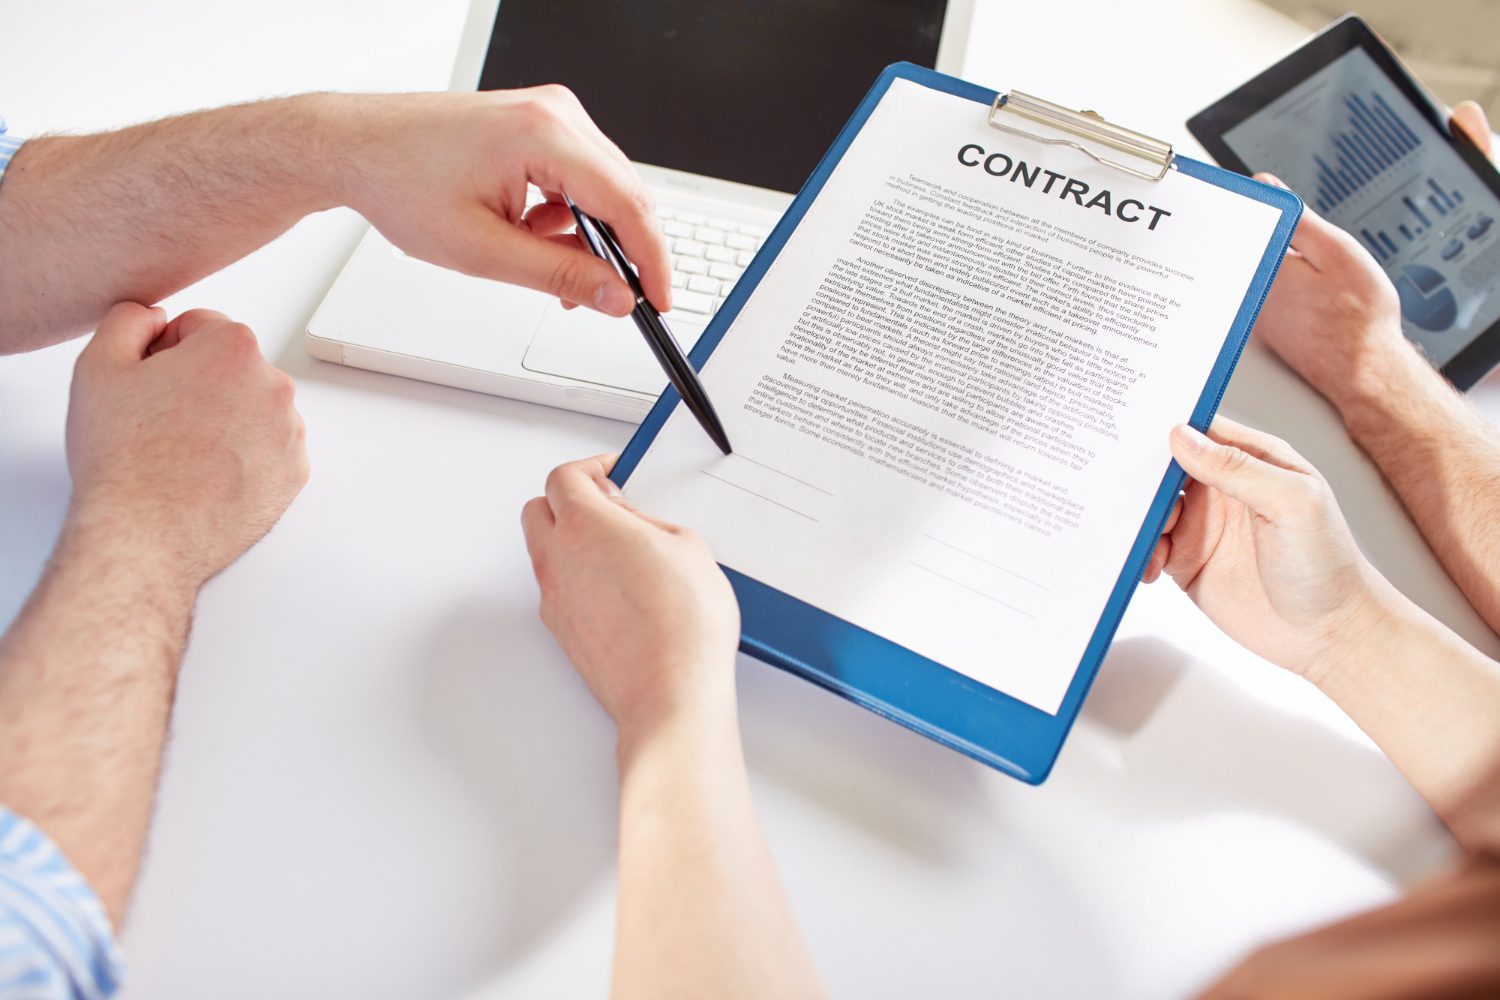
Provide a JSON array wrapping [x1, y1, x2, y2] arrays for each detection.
[[1189, 16, 1500, 389]]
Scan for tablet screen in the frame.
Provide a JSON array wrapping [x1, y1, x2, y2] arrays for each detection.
[[1220, 47, 1500, 368]]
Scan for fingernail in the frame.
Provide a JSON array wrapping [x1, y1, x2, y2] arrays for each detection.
[[1173, 424, 1208, 452], [595, 282, 633, 315], [600, 476, 623, 498]]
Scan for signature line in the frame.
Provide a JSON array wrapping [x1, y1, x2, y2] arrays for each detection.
[[922, 534, 1049, 590], [702, 471, 820, 522], [730, 454, 835, 496], [909, 562, 1038, 619]]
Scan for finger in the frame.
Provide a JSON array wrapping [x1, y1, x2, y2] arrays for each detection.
[[1204, 416, 1317, 475], [456, 207, 637, 316], [522, 200, 577, 237], [86, 302, 169, 365], [1164, 495, 1183, 534], [1142, 536, 1170, 583], [543, 453, 684, 533], [1163, 479, 1223, 589], [150, 308, 234, 354], [520, 495, 556, 573], [1452, 101, 1494, 160], [540, 232, 596, 307], [1169, 423, 1309, 516], [1255, 174, 1355, 272], [544, 453, 628, 515], [534, 152, 672, 312]]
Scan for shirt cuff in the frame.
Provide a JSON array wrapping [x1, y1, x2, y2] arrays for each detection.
[[0, 117, 25, 187], [0, 809, 127, 1000]]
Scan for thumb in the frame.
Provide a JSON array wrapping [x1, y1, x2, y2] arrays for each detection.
[[455, 208, 636, 317], [1255, 173, 1356, 271], [83, 302, 169, 366], [1452, 100, 1494, 160], [1169, 423, 1305, 517]]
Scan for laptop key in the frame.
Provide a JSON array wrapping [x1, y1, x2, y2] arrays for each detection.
[[673, 238, 706, 257], [708, 262, 739, 281], [686, 275, 720, 295], [725, 233, 758, 250], [671, 289, 715, 314], [677, 257, 709, 275], [663, 220, 694, 237], [705, 246, 736, 264], [736, 250, 756, 266]]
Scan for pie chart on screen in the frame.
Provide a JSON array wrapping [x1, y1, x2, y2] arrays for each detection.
[[1395, 263, 1458, 332]]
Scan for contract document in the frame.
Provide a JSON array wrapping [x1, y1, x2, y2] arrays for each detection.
[[617, 68, 1295, 751]]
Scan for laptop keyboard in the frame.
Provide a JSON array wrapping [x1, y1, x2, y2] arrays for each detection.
[[659, 208, 771, 318]]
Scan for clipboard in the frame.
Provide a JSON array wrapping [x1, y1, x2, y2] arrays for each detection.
[[612, 62, 1303, 784]]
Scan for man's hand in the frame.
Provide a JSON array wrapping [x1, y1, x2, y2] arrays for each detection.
[[0, 303, 309, 922], [334, 87, 672, 318], [66, 302, 309, 590], [1251, 101, 1492, 411], [1142, 417, 1383, 682], [1248, 177, 1410, 410], [520, 455, 739, 742], [1, 88, 672, 353]]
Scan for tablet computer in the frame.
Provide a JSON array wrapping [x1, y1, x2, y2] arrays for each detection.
[[1188, 15, 1500, 389]]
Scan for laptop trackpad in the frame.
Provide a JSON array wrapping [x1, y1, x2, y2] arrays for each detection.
[[521, 301, 708, 397]]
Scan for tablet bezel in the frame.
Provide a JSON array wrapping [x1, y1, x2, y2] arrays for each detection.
[[1187, 15, 1500, 390]]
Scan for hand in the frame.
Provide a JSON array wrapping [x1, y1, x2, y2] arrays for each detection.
[[521, 456, 740, 741], [330, 88, 672, 318], [1249, 175, 1408, 410], [65, 303, 309, 589], [1141, 418, 1381, 680], [1251, 101, 1492, 411]]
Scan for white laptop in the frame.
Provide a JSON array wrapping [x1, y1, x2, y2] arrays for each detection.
[[307, 0, 974, 422]]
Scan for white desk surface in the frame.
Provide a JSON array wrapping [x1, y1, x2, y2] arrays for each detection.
[[2, 3, 1496, 998]]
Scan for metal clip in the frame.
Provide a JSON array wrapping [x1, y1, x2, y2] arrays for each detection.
[[989, 90, 1174, 182]]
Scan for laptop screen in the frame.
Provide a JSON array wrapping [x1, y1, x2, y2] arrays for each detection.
[[477, 0, 950, 194]]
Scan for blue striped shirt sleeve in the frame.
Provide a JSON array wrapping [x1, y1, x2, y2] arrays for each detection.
[[0, 810, 125, 1000], [0, 116, 24, 187]]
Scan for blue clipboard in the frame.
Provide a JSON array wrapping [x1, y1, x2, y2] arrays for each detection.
[[611, 62, 1303, 784]]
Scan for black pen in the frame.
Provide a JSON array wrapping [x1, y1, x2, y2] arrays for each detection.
[[564, 195, 733, 455]]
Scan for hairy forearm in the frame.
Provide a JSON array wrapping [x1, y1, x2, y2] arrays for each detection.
[[0, 503, 195, 923], [1335, 339, 1500, 635], [612, 696, 826, 1000], [0, 94, 354, 352], [1317, 578, 1500, 853]]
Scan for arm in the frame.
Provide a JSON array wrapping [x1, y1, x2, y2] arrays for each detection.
[[521, 457, 826, 1000], [1145, 418, 1500, 851], [1250, 103, 1500, 634], [0, 303, 308, 924], [0, 88, 671, 354]]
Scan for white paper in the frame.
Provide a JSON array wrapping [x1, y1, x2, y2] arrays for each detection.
[[624, 79, 1281, 715]]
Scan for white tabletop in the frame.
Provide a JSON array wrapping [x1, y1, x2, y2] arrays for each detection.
[[1, 3, 1493, 998]]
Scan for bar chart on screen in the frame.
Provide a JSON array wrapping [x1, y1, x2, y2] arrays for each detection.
[[1220, 43, 1500, 368], [1312, 90, 1422, 212]]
